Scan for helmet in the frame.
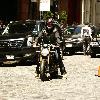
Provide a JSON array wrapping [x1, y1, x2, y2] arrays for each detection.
[[46, 18, 53, 29]]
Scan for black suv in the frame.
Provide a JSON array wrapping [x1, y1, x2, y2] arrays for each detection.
[[89, 26, 100, 57], [0, 20, 36, 65]]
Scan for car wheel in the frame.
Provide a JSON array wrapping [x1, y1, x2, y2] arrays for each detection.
[[69, 51, 75, 55], [18, 58, 27, 66], [50, 71, 58, 79], [90, 53, 96, 58], [0, 62, 3, 66]]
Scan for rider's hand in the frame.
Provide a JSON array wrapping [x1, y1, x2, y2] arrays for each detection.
[[33, 42, 37, 47]]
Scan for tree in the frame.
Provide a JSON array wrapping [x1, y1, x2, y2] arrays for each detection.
[[42, 11, 54, 20], [58, 10, 67, 24], [42, 10, 67, 25]]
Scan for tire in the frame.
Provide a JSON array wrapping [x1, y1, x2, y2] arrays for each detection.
[[50, 64, 58, 79], [40, 59, 46, 81], [69, 51, 75, 55], [18, 59, 26, 66], [91, 53, 96, 58], [0, 62, 3, 67], [50, 71, 58, 79]]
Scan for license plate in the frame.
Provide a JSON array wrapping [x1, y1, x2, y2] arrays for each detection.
[[6, 55, 14, 60], [66, 44, 72, 47]]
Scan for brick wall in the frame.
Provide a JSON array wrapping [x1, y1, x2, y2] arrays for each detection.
[[19, 0, 30, 20]]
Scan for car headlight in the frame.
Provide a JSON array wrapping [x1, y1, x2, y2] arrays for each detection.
[[90, 42, 99, 46], [78, 38, 82, 42], [41, 48, 49, 56], [66, 43, 72, 47]]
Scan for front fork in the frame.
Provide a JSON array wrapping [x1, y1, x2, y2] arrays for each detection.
[[40, 55, 50, 72]]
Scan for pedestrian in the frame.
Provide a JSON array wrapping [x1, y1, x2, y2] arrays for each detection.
[[81, 22, 92, 55]]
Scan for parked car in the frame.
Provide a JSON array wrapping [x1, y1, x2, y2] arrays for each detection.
[[63, 25, 83, 55], [89, 26, 100, 58], [0, 20, 37, 65]]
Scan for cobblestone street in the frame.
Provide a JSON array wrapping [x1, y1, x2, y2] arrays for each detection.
[[0, 54, 100, 100]]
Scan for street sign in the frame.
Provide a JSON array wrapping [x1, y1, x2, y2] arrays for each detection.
[[39, 0, 50, 11]]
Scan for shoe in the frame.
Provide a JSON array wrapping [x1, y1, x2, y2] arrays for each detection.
[[62, 72, 67, 79], [34, 73, 39, 78]]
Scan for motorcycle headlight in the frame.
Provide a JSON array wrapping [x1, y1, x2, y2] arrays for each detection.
[[43, 44, 48, 47], [41, 48, 49, 56]]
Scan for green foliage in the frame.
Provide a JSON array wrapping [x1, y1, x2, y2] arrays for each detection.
[[58, 11, 67, 23], [43, 11, 54, 20], [42, 10, 67, 23]]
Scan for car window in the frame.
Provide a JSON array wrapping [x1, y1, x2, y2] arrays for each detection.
[[67, 26, 75, 34], [33, 24, 40, 32], [2, 21, 36, 35], [74, 27, 81, 34], [9, 23, 28, 33], [71, 27, 82, 38], [2, 23, 27, 35], [32, 21, 45, 32], [64, 26, 81, 37], [25, 20, 36, 32]]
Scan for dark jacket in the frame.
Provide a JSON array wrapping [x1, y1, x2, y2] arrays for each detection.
[[36, 23, 62, 45]]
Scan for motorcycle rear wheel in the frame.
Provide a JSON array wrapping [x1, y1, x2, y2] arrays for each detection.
[[50, 71, 58, 79]]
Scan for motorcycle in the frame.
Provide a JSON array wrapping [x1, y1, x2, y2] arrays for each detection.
[[36, 30, 59, 81]]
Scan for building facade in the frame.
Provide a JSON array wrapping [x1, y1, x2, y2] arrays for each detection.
[[0, 0, 100, 26], [27, 0, 82, 25], [82, 0, 100, 26]]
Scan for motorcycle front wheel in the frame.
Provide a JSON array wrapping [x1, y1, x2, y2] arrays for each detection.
[[40, 59, 47, 81]]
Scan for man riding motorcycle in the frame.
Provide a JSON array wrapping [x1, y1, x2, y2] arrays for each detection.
[[35, 17, 67, 78]]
